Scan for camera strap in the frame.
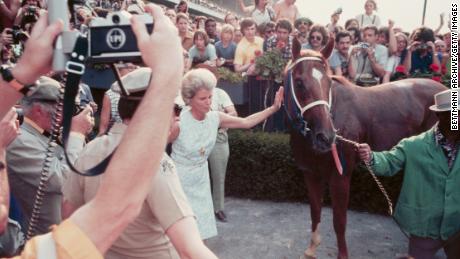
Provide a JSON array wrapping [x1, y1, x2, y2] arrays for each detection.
[[62, 36, 112, 176]]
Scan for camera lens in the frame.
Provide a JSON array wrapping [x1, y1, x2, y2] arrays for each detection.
[[112, 14, 120, 24]]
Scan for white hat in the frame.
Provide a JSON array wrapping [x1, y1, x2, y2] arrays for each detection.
[[429, 89, 458, 112], [112, 67, 152, 97]]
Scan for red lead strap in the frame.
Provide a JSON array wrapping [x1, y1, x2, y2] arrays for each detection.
[[331, 143, 343, 175]]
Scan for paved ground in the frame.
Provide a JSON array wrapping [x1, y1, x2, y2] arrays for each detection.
[[207, 198, 447, 259]]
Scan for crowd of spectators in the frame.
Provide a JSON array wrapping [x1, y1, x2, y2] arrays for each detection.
[[0, 0, 455, 258]]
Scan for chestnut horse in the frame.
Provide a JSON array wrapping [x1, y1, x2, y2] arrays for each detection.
[[284, 39, 447, 259]]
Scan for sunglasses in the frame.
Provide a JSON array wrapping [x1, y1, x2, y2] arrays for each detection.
[[310, 35, 322, 41], [265, 30, 274, 34], [299, 22, 310, 25]]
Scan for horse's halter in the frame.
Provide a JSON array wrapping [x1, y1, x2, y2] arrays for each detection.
[[284, 56, 333, 137]]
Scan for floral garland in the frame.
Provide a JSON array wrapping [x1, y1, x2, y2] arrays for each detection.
[[393, 63, 450, 88]]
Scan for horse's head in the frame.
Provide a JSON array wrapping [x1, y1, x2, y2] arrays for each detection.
[[284, 37, 336, 153]]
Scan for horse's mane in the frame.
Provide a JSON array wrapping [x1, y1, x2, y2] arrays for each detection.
[[330, 75, 358, 89]]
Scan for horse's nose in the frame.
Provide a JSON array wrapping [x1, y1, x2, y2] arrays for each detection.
[[316, 132, 331, 147]]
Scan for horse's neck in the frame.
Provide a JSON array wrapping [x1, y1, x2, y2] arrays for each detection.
[[330, 81, 367, 138], [331, 81, 360, 114]]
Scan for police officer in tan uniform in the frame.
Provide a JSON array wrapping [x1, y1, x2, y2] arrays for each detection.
[[62, 68, 218, 259]]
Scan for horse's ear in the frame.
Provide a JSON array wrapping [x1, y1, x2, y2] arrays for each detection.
[[292, 36, 301, 60], [320, 34, 335, 59]]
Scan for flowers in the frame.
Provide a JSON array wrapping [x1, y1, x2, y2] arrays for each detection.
[[395, 65, 406, 74], [429, 63, 440, 72], [254, 49, 288, 83], [276, 41, 287, 50]]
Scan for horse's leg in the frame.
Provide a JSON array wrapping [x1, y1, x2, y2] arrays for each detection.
[[329, 173, 351, 259], [304, 172, 325, 259]]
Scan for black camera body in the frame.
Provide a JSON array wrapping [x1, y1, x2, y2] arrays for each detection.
[[415, 43, 430, 52], [87, 11, 154, 64], [10, 26, 29, 44], [26, 5, 38, 14]]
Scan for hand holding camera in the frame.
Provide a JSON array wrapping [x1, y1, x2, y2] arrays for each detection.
[[11, 13, 64, 85], [131, 4, 183, 75], [71, 106, 95, 135], [1, 29, 14, 46]]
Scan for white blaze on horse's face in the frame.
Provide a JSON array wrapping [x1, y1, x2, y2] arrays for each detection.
[[312, 68, 324, 88]]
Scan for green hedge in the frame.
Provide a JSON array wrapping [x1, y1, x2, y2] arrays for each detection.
[[225, 130, 403, 215]]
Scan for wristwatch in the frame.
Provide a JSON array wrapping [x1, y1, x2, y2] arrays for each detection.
[[0, 65, 33, 96]]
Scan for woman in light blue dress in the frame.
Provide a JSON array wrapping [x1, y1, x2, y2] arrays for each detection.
[[170, 68, 283, 240]]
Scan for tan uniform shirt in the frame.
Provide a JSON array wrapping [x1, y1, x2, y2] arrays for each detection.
[[63, 123, 194, 259]]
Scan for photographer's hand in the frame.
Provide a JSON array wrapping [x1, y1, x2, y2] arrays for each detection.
[[131, 4, 183, 77], [71, 106, 95, 136], [1, 28, 13, 46], [0, 108, 20, 149], [11, 12, 63, 85]]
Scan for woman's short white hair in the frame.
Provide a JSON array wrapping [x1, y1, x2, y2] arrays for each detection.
[[182, 68, 217, 104]]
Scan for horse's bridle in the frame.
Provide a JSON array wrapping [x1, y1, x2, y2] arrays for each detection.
[[284, 56, 333, 137]]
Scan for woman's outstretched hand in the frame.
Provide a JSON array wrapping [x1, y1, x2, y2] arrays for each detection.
[[272, 86, 284, 111]]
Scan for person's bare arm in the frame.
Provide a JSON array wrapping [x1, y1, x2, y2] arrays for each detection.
[[69, 4, 183, 253], [434, 13, 445, 35], [166, 217, 218, 259], [427, 41, 441, 72], [382, 71, 391, 83], [98, 94, 111, 135], [0, 12, 63, 119], [237, 0, 255, 14], [367, 48, 386, 78], [387, 20, 397, 55], [220, 87, 283, 129], [0, 109, 19, 233], [0, 0, 20, 22], [348, 48, 359, 80], [273, 1, 281, 21]]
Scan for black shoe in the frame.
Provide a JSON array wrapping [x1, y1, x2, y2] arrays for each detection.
[[215, 210, 227, 222]]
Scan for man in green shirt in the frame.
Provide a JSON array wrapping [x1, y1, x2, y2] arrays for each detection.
[[358, 89, 460, 259]]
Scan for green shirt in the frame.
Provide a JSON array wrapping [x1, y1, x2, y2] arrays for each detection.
[[371, 128, 460, 240]]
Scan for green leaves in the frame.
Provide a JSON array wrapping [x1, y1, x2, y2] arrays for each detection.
[[254, 49, 288, 83]]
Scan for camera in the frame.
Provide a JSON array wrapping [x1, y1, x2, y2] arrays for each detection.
[[26, 5, 38, 14], [358, 42, 370, 49], [87, 11, 154, 63], [415, 43, 429, 52], [9, 26, 29, 44], [48, 0, 154, 71]]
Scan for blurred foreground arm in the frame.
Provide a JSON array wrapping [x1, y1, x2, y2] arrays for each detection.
[[69, 4, 183, 253], [0, 12, 63, 119], [0, 109, 19, 234]]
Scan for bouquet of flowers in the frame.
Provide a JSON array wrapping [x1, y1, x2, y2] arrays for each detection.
[[254, 48, 288, 83]]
